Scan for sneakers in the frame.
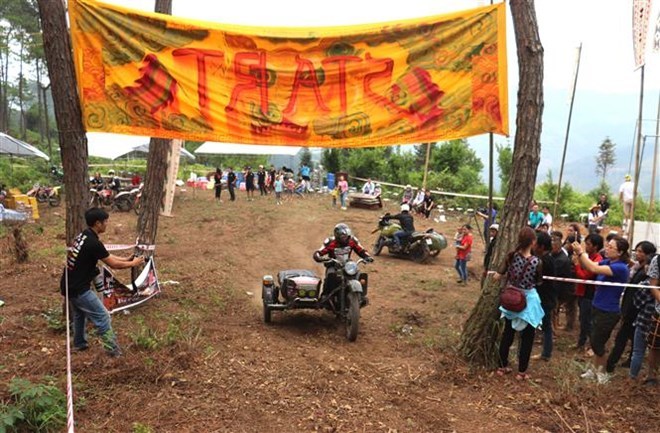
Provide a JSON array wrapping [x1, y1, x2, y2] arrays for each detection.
[[596, 371, 611, 384], [106, 348, 123, 358], [73, 345, 89, 352], [580, 369, 596, 380]]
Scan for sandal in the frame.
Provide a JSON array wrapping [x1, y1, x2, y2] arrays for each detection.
[[496, 367, 512, 376], [515, 372, 531, 381]]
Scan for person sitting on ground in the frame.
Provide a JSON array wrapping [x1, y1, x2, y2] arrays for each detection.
[[572, 233, 604, 352], [61, 208, 145, 357], [383, 203, 416, 250], [421, 189, 435, 219], [528, 203, 544, 230], [362, 178, 375, 195], [411, 187, 425, 213], [493, 227, 545, 381], [401, 185, 414, 205], [313, 223, 373, 303], [588, 204, 605, 234], [372, 183, 382, 197], [573, 235, 630, 384]]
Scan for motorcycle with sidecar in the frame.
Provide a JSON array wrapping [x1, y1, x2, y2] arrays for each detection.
[[371, 214, 447, 263], [261, 258, 370, 342]]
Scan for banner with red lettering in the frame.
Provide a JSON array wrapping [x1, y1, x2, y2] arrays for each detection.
[[69, 0, 508, 147]]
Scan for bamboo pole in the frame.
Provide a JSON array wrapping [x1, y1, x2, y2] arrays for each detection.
[[553, 43, 582, 221], [629, 65, 645, 245], [648, 91, 659, 221], [421, 142, 432, 190]]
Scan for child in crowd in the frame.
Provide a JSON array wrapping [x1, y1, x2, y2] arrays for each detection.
[[331, 185, 339, 207], [274, 175, 284, 205]]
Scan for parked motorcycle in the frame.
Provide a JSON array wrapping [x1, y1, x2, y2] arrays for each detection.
[[113, 184, 141, 212], [89, 186, 114, 209], [371, 215, 447, 263], [262, 258, 370, 342], [27, 184, 61, 207]]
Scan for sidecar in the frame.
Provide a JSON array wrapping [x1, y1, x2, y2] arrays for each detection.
[[262, 269, 322, 323]]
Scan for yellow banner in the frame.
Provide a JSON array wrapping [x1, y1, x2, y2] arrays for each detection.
[[69, 0, 508, 147]]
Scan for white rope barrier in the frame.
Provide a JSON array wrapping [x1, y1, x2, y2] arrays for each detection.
[[542, 275, 660, 290], [64, 266, 75, 433]]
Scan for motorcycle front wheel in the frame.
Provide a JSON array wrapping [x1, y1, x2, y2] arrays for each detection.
[[114, 196, 132, 212], [372, 236, 385, 256], [36, 191, 48, 203], [48, 193, 61, 207], [346, 292, 360, 342]]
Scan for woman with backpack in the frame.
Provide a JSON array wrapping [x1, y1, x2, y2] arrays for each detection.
[[492, 226, 544, 380]]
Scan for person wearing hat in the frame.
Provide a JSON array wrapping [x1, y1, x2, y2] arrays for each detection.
[[588, 203, 605, 234], [619, 174, 634, 232], [483, 223, 499, 279], [401, 184, 414, 205]]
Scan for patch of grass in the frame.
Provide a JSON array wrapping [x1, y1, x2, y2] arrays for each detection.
[[132, 422, 154, 433], [0, 376, 67, 433], [41, 307, 66, 333], [129, 313, 202, 351]]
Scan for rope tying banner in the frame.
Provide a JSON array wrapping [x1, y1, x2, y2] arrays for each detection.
[[542, 275, 660, 290]]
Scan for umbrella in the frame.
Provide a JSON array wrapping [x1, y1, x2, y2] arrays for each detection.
[[0, 132, 50, 160]]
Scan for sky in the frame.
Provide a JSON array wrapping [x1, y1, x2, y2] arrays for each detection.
[[87, 0, 660, 195]]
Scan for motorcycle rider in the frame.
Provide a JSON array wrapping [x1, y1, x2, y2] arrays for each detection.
[[313, 223, 374, 303], [108, 170, 121, 196], [383, 203, 416, 251]]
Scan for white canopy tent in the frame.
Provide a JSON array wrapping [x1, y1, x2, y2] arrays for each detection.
[[194, 142, 303, 169], [194, 142, 301, 156], [86, 132, 195, 160], [0, 132, 49, 160]]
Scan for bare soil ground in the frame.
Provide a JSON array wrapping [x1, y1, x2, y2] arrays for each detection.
[[1, 190, 658, 433]]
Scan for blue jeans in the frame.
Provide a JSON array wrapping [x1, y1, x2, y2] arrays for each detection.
[[455, 259, 467, 282], [340, 192, 347, 208], [541, 304, 554, 358], [69, 289, 118, 352], [630, 325, 647, 379], [393, 230, 410, 248], [577, 297, 592, 347]]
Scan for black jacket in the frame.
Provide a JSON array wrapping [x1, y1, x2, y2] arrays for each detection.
[[536, 252, 557, 309], [384, 212, 415, 232]]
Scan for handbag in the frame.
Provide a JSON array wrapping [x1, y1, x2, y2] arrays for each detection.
[[499, 256, 534, 312]]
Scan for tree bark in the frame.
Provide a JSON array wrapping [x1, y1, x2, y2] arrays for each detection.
[[459, 0, 544, 367], [37, 0, 89, 244], [135, 0, 173, 255], [12, 226, 29, 263]]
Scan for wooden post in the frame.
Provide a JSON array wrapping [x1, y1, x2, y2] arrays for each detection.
[[161, 139, 182, 217], [553, 43, 582, 221], [648, 91, 659, 221], [421, 142, 432, 190]]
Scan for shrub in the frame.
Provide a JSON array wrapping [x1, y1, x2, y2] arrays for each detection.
[[0, 377, 66, 433]]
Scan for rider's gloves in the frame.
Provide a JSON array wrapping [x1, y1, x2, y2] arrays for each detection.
[[364, 256, 374, 263]]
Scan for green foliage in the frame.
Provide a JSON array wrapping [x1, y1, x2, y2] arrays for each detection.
[[595, 137, 616, 182], [0, 376, 66, 433], [0, 157, 52, 192], [132, 423, 154, 433], [130, 313, 202, 351], [299, 148, 312, 170], [321, 148, 342, 174], [41, 307, 66, 333], [496, 143, 513, 195]]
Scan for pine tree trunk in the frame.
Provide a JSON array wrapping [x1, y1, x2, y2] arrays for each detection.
[[134, 0, 173, 260], [37, 0, 89, 244], [12, 226, 29, 263], [459, 0, 544, 367]]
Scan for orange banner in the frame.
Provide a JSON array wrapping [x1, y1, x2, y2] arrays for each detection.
[[69, 0, 508, 147]]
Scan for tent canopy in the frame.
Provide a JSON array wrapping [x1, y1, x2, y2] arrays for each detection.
[[0, 132, 49, 160], [195, 142, 302, 156], [87, 132, 195, 161]]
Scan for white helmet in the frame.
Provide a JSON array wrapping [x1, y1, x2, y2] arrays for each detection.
[[400, 204, 410, 212]]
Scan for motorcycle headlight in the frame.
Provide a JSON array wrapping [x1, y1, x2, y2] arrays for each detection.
[[344, 261, 358, 276]]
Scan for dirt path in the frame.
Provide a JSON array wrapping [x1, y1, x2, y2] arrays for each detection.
[[0, 190, 658, 432]]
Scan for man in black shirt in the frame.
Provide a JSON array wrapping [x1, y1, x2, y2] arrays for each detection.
[[245, 166, 255, 201], [551, 231, 576, 331], [61, 208, 144, 356], [534, 231, 556, 361], [257, 165, 267, 196], [227, 167, 237, 201], [383, 204, 416, 249]]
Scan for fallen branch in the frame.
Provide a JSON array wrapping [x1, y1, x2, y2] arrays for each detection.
[[553, 408, 577, 433]]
